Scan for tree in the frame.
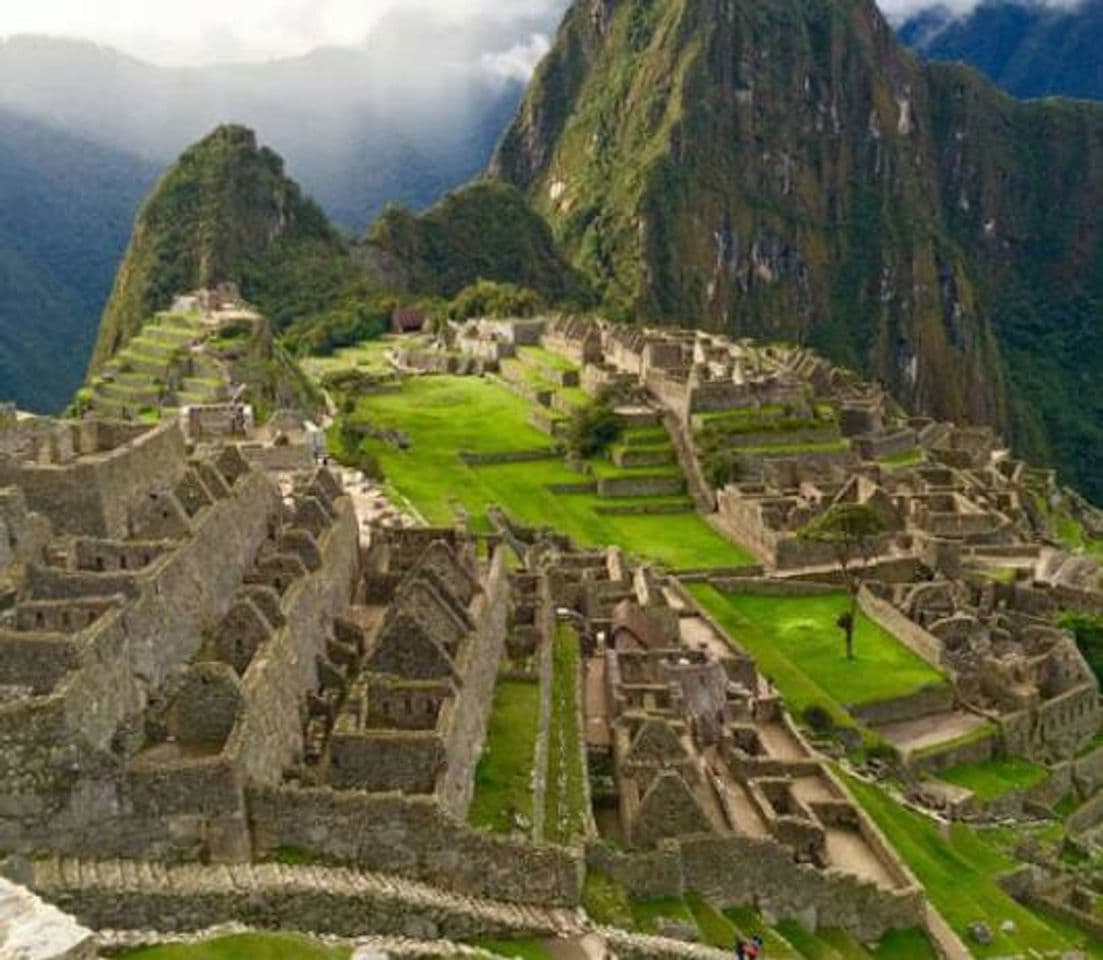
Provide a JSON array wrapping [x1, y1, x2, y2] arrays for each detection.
[[799, 502, 887, 660], [567, 399, 622, 460]]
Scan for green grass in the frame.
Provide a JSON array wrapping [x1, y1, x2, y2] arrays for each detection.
[[517, 345, 580, 373], [468, 678, 541, 833], [937, 756, 1049, 801], [685, 892, 739, 948], [878, 448, 925, 468], [845, 775, 1103, 956], [582, 869, 634, 927], [299, 337, 403, 378], [544, 623, 588, 845], [344, 376, 755, 569], [119, 934, 349, 960], [723, 906, 802, 958], [688, 586, 948, 722], [630, 895, 696, 933]]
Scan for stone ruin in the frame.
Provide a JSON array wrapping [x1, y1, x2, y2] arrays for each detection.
[[531, 545, 925, 941]]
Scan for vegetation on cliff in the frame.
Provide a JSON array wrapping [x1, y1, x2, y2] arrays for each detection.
[[491, 0, 1103, 501], [364, 181, 593, 305], [90, 125, 346, 373]]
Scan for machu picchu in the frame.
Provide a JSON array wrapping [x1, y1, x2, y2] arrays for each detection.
[[2, 0, 1103, 956]]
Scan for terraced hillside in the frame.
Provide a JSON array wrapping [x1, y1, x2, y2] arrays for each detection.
[[328, 344, 755, 572], [81, 312, 228, 421], [79, 308, 320, 424]]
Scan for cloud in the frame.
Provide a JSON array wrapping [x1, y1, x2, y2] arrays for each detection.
[[877, 0, 1083, 20], [480, 33, 552, 84], [0, 0, 569, 67]]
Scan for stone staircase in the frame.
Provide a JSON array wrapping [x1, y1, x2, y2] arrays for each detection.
[[31, 858, 583, 942], [598, 926, 741, 960]]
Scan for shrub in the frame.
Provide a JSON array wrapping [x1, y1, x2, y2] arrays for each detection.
[[447, 279, 545, 322], [568, 400, 622, 459], [803, 704, 835, 735]]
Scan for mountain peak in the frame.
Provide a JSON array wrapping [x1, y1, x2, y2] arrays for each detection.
[[89, 125, 336, 373]]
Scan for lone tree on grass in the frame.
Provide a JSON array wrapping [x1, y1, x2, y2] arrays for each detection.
[[799, 502, 887, 660]]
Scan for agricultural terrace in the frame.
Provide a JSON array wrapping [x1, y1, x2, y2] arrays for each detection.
[[339, 374, 755, 570], [583, 873, 938, 958], [936, 755, 1050, 802], [847, 776, 1103, 957], [688, 585, 949, 731]]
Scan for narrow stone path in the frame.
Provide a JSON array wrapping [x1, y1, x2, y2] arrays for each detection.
[[31, 858, 583, 942]]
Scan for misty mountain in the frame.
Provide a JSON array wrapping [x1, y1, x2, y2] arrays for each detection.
[[0, 109, 157, 412], [0, 10, 556, 232], [898, 0, 1103, 100], [0, 9, 560, 413]]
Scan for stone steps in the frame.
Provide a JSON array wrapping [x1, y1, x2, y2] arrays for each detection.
[[32, 858, 583, 941], [598, 926, 738, 960]]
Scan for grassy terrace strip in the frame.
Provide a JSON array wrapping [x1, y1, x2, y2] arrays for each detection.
[[468, 678, 541, 834], [120, 933, 350, 960], [688, 585, 948, 723], [516, 345, 580, 373], [845, 776, 1103, 956], [936, 756, 1050, 801], [911, 722, 996, 760], [543, 622, 588, 845], [299, 337, 399, 378], [344, 376, 755, 569]]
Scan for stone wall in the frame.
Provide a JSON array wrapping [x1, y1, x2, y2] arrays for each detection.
[[0, 421, 187, 537], [437, 547, 512, 819], [228, 497, 360, 788], [31, 859, 572, 942], [857, 587, 947, 673], [585, 833, 922, 943], [597, 476, 686, 499], [248, 786, 583, 906], [0, 471, 280, 857], [851, 684, 956, 728], [910, 730, 998, 775]]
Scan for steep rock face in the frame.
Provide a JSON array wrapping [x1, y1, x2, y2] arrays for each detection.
[[91, 125, 339, 373], [492, 0, 1103, 498]]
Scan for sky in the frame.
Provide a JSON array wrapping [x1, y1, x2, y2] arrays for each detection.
[[0, 0, 1084, 66], [0, 0, 568, 67]]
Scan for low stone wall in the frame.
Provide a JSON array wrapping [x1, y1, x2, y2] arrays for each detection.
[[31, 860, 573, 942], [852, 685, 955, 729], [594, 502, 693, 517], [706, 577, 837, 597], [248, 786, 583, 906], [857, 587, 947, 673], [459, 449, 561, 466], [597, 475, 686, 499], [590, 833, 924, 943], [910, 730, 998, 775]]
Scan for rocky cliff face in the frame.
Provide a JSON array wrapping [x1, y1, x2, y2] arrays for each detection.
[[492, 0, 1103, 499], [91, 125, 339, 373]]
